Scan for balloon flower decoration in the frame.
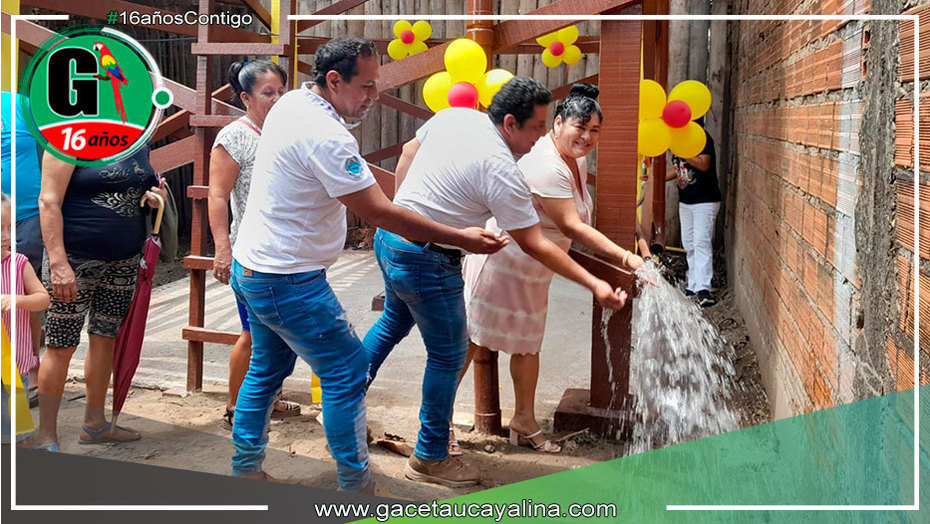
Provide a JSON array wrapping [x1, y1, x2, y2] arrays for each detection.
[[387, 20, 432, 60], [537, 25, 582, 68], [422, 39, 514, 112], [638, 79, 712, 158]]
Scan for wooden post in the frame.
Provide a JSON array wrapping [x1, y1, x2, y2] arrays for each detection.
[[187, 0, 215, 393], [642, 0, 669, 253], [553, 8, 643, 440], [467, 0, 502, 436], [592, 14, 641, 402]]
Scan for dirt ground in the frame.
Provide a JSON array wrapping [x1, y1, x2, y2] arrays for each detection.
[[47, 245, 769, 501]]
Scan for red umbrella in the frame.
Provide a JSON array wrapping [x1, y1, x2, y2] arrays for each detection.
[[110, 191, 165, 433]]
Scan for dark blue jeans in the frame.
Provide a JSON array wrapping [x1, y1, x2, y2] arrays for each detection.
[[363, 229, 467, 461], [230, 260, 370, 491]]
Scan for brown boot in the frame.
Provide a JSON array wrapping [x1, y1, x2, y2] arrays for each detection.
[[404, 455, 479, 488]]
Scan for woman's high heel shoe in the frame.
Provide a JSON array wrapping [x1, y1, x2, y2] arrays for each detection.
[[508, 428, 561, 453]]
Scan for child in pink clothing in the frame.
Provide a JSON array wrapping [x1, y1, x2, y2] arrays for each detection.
[[2, 192, 50, 444]]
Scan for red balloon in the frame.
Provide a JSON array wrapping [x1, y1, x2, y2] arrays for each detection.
[[401, 30, 415, 44], [662, 100, 692, 128], [549, 41, 565, 56], [448, 82, 479, 108]]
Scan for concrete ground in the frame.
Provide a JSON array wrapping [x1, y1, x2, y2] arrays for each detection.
[[36, 249, 623, 500], [36, 248, 765, 500], [67, 249, 595, 426]]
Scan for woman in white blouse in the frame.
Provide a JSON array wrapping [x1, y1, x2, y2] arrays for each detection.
[[459, 84, 645, 453]]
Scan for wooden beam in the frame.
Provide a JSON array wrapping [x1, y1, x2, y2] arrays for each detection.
[[363, 142, 404, 163], [153, 111, 191, 143], [153, 84, 234, 142], [296, 0, 371, 34], [296, 36, 600, 55], [182, 327, 240, 346], [190, 115, 240, 127], [378, 41, 452, 92], [183, 255, 214, 269], [492, 0, 638, 53], [379, 0, 625, 94], [20, 0, 269, 43], [1, 12, 54, 49], [192, 42, 286, 55], [551, 74, 599, 99], [368, 164, 396, 200], [239, 0, 272, 29], [378, 94, 434, 120], [151, 135, 197, 172], [298, 36, 449, 54], [508, 37, 600, 55], [162, 77, 242, 116]]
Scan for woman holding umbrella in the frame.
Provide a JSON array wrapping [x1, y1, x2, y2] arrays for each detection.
[[34, 146, 166, 451]]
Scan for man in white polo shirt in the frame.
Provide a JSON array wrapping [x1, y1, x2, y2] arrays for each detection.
[[364, 77, 628, 487], [229, 36, 506, 493]]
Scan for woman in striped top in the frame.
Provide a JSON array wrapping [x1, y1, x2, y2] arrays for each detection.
[[1, 192, 50, 443]]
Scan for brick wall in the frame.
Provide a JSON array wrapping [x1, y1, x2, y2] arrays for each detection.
[[892, 2, 930, 397], [728, 0, 930, 418]]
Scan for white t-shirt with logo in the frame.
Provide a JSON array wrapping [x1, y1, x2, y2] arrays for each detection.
[[233, 84, 376, 273], [393, 108, 539, 242]]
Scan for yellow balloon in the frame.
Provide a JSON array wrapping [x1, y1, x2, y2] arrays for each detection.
[[668, 80, 711, 120], [412, 21, 432, 41], [393, 20, 412, 39], [541, 48, 561, 68], [638, 119, 671, 157], [445, 39, 487, 84], [477, 69, 514, 107], [562, 44, 582, 65], [408, 40, 428, 56], [423, 71, 453, 113], [669, 121, 707, 158], [639, 79, 666, 120], [387, 39, 408, 61], [536, 31, 558, 47], [557, 25, 579, 44]]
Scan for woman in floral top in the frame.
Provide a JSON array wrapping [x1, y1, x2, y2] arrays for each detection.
[[208, 60, 296, 428]]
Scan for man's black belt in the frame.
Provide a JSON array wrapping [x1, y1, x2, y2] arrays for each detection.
[[407, 239, 463, 265]]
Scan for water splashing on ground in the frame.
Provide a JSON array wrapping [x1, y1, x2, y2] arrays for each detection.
[[627, 260, 740, 453]]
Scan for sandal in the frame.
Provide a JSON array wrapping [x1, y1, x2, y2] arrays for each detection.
[[509, 428, 561, 453], [448, 426, 463, 456], [270, 399, 301, 419], [224, 406, 286, 433], [35, 442, 60, 452], [79, 423, 141, 445]]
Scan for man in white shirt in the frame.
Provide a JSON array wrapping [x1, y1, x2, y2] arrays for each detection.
[[229, 36, 506, 493], [364, 77, 628, 487]]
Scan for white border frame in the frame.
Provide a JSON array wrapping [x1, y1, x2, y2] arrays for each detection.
[[3, 10, 920, 514], [290, 11, 922, 513], [5, 14, 266, 512]]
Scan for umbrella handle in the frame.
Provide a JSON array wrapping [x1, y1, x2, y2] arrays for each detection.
[[140, 192, 166, 235]]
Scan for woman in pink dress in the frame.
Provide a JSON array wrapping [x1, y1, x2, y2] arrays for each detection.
[[458, 84, 644, 453]]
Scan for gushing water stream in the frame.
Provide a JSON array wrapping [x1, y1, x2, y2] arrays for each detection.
[[623, 260, 740, 453]]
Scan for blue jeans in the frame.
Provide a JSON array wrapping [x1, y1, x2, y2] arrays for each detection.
[[363, 229, 467, 461], [230, 260, 370, 491]]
